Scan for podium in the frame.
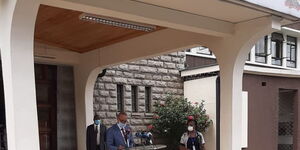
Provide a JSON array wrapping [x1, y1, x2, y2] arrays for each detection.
[[128, 145, 167, 150]]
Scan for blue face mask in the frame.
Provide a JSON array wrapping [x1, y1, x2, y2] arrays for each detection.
[[94, 120, 101, 125], [118, 122, 126, 128]]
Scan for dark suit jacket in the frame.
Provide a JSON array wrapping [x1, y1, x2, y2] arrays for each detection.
[[86, 124, 107, 150], [106, 124, 134, 150]]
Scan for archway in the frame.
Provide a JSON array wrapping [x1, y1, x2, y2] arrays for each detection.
[[0, 0, 41, 150]]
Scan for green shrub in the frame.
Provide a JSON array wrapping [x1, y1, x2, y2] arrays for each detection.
[[150, 95, 212, 148]]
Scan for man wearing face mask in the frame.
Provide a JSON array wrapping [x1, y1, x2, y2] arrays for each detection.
[[179, 118, 205, 150], [107, 112, 134, 150], [86, 115, 107, 150]]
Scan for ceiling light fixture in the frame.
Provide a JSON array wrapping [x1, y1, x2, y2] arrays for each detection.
[[79, 13, 156, 32]]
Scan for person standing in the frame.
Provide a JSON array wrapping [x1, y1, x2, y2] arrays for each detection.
[[179, 119, 205, 150], [106, 112, 134, 150], [86, 115, 107, 150]]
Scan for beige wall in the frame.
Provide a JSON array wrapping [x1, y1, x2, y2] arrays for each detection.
[[184, 76, 249, 150], [184, 76, 217, 150]]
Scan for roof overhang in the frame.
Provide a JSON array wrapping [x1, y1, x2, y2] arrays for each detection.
[[224, 0, 300, 21], [181, 65, 300, 78]]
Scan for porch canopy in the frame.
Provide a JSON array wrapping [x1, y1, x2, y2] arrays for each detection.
[[0, 0, 299, 150]]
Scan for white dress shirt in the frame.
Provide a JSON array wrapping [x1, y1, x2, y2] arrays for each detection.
[[94, 124, 101, 145]]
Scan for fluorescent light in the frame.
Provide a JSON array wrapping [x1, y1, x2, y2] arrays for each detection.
[[79, 13, 156, 32]]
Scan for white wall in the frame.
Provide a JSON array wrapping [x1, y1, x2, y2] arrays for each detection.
[[184, 77, 249, 150], [184, 76, 218, 150]]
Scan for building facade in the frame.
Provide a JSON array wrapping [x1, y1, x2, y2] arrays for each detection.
[[183, 29, 300, 150], [92, 52, 185, 130]]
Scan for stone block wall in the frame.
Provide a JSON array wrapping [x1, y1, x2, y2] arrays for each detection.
[[93, 52, 185, 130]]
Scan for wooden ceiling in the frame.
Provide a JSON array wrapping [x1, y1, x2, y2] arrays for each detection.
[[35, 5, 163, 53]]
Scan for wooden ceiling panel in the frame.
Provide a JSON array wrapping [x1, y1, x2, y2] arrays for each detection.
[[35, 5, 163, 53]]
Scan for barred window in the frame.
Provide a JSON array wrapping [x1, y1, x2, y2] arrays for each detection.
[[131, 86, 138, 112], [145, 87, 152, 113], [117, 84, 124, 112]]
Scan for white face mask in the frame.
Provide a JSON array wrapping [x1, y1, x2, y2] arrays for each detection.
[[188, 126, 194, 132]]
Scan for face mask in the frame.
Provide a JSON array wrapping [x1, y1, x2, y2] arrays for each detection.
[[118, 122, 126, 128], [188, 126, 194, 132], [94, 120, 101, 125]]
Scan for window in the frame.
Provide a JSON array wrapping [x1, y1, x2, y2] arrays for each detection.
[[131, 86, 138, 112], [145, 87, 152, 113], [271, 33, 284, 66], [287, 36, 297, 68], [190, 47, 212, 55], [255, 36, 268, 63], [117, 84, 124, 112]]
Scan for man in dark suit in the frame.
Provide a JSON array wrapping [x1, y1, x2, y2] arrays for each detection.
[[86, 115, 107, 150], [107, 112, 134, 150]]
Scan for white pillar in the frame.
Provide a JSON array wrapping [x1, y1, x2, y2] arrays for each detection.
[[282, 33, 287, 67], [212, 16, 280, 150], [297, 38, 300, 70], [250, 46, 255, 63], [267, 34, 272, 65], [0, 0, 40, 150], [74, 50, 101, 150]]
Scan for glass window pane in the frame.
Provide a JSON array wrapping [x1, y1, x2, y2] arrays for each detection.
[[189, 47, 212, 55], [255, 36, 267, 64], [291, 48, 296, 61], [287, 36, 297, 68], [255, 38, 266, 54], [287, 45, 291, 61], [271, 41, 276, 57], [287, 36, 296, 44], [255, 56, 266, 63]]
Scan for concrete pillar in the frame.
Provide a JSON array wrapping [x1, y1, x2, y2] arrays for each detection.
[[297, 38, 300, 69], [74, 50, 102, 150], [282, 33, 287, 67], [0, 0, 41, 150], [267, 34, 272, 65], [250, 46, 255, 63], [211, 16, 281, 150]]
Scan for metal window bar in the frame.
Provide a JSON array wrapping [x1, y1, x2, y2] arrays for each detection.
[[131, 86, 138, 112], [117, 84, 124, 112], [145, 87, 151, 113]]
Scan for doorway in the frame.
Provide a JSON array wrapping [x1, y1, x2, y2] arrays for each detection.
[[278, 89, 297, 150], [35, 64, 57, 150]]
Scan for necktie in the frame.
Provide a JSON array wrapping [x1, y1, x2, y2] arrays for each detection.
[[121, 128, 128, 144], [95, 126, 98, 133]]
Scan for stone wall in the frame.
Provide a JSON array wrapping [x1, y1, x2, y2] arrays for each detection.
[[93, 52, 185, 130]]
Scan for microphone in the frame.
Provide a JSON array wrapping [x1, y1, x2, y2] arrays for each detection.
[[135, 131, 153, 145], [146, 132, 153, 144]]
